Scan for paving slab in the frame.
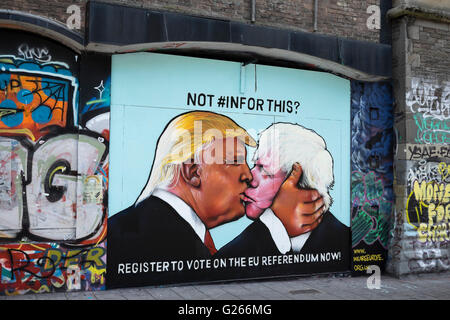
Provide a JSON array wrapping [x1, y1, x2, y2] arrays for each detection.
[[145, 286, 184, 300], [218, 283, 267, 300], [193, 284, 239, 300], [64, 290, 98, 300], [115, 288, 155, 300], [171, 285, 210, 300], [240, 282, 292, 300]]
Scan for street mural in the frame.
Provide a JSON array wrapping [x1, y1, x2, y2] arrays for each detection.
[[0, 31, 399, 294], [0, 29, 110, 295], [396, 77, 450, 274], [107, 52, 351, 288]]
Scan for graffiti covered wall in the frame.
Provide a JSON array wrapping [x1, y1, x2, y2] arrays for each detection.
[[386, 9, 450, 276], [351, 81, 394, 274], [400, 78, 450, 274], [0, 32, 398, 293], [350, 81, 394, 274], [0, 29, 110, 295]]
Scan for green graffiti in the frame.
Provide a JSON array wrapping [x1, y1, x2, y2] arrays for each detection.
[[414, 113, 450, 144], [351, 171, 392, 248]]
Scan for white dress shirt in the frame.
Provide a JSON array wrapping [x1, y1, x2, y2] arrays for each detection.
[[260, 208, 311, 254], [152, 188, 207, 244]]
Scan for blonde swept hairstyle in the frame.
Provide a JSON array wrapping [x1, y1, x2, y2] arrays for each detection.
[[135, 111, 256, 205]]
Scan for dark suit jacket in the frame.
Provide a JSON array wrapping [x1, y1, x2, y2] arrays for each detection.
[[216, 211, 350, 275], [107, 195, 212, 288]]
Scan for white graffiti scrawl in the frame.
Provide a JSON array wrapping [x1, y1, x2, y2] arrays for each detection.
[[407, 78, 450, 144], [407, 78, 450, 121]]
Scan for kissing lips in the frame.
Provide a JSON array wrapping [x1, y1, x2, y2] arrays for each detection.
[[241, 192, 255, 203]]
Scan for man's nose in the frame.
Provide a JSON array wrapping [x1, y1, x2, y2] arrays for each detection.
[[240, 164, 253, 185], [248, 167, 259, 188]]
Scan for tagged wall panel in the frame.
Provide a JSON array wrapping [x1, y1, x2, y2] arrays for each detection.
[[0, 29, 110, 295], [350, 81, 394, 274]]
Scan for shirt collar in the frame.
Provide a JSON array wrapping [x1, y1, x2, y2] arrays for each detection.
[[152, 188, 206, 244]]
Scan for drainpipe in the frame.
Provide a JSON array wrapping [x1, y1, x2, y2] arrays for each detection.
[[251, 0, 256, 23], [314, 0, 318, 31]]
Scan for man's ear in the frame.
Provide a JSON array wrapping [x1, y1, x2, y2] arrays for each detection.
[[180, 162, 201, 187]]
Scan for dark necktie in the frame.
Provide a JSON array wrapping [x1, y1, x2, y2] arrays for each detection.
[[204, 230, 217, 255]]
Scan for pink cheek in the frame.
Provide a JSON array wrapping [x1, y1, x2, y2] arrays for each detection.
[[249, 183, 277, 206], [262, 178, 282, 196], [267, 184, 280, 196]]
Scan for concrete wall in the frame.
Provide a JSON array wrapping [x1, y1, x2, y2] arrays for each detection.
[[387, 1, 450, 276]]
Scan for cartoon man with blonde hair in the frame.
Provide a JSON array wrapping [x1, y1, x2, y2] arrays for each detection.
[[108, 111, 255, 286], [107, 111, 323, 288]]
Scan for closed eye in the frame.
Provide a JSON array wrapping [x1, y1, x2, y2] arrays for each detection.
[[257, 164, 273, 177]]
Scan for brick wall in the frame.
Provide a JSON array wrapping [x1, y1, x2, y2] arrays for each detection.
[[1, 0, 381, 43]]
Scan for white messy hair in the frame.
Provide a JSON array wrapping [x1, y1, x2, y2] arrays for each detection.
[[256, 122, 334, 212]]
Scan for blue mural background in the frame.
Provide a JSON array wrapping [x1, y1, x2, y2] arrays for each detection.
[[109, 52, 351, 250]]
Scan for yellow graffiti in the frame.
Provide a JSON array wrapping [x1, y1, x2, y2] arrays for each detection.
[[353, 265, 370, 272], [31, 285, 51, 294], [95, 225, 107, 246], [0, 243, 47, 251], [406, 185, 428, 229], [406, 166, 450, 243], [417, 222, 449, 243], [49, 165, 67, 182], [438, 162, 449, 181], [42, 247, 106, 271], [353, 254, 383, 262], [0, 128, 36, 141], [88, 265, 106, 285], [3, 285, 50, 296], [413, 180, 450, 205], [16, 243, 48, 251]]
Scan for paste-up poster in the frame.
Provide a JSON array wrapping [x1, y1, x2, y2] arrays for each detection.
[[107, 52, 350, 288]]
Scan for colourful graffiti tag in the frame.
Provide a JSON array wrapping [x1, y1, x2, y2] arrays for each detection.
[[0, 243, 106, 295], [406, 162, 450, 243], [350, 81, 394, 273], [0, 34, 110, 296], [351, 171, 392, 248], [0, 57, 78, 141]]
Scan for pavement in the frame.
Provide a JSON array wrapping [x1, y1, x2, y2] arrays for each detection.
[[1, 271, 449, 300]]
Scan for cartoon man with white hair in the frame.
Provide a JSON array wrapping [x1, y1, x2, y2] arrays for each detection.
[[107, 112, 324, 287], [217, 122, 349, 259]]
